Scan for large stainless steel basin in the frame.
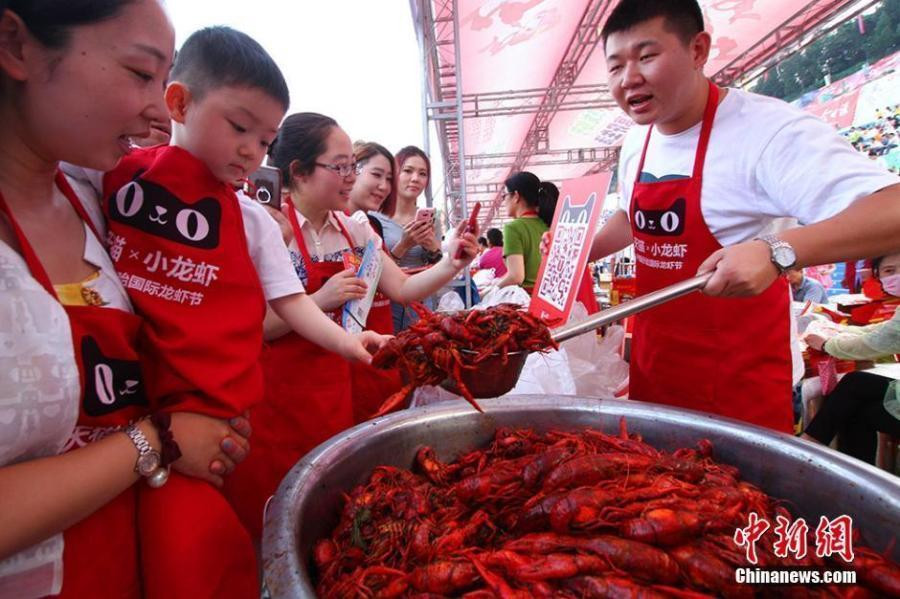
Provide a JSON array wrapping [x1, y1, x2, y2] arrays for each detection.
[[261, 395, 900, 598]]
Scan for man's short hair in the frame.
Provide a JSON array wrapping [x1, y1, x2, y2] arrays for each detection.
[[601, 0, 704, 46], [170, 26, 289, 110]]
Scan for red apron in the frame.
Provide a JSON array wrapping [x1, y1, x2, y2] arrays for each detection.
[[0, 174, 146, 598], [350, 279, 404, 423], [101, 145, 266, 417], [103, 147, 260, 598], [629, 81, 794, 433], [850, 298, 899, 325], [224, 201, 355, 543], [346, 212, 402, 421]]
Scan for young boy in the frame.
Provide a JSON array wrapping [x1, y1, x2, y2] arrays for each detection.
[[573, 0, 900, 432], [99, 27, 385, 597]]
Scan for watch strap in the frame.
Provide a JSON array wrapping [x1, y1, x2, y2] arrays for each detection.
[[124, 424, 159, 475], [758, 235, 796, 273]]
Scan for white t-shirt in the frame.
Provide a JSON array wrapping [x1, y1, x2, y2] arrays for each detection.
[[234, 191, 304, 300], [62, 165, 303, 301], [616, 89, 898, 386], [287, 209, 382, 287], [617, 88, 899, 246]]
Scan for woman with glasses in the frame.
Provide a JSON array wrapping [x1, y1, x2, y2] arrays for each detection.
[[224, 114, 480, 542], [368, 146, 443, 331]]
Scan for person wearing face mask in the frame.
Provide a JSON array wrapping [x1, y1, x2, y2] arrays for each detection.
[[224, 115, 480, 542], [369, 145, 442, 331], [803, 252, 900, 464], [0, 2, 252, 597]]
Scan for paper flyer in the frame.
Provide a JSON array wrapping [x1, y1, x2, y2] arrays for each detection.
[[343, 240, 383, 333]]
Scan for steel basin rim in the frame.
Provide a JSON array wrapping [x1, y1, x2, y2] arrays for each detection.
[[261, 395, 900, 597]]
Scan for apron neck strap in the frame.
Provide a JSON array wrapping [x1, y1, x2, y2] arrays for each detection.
[[56, 171, 104, 241], [0, 171, 93, 299], [284, 197, 356, 266], [692, 80, 719, 180], [634, 79, 720, 183]]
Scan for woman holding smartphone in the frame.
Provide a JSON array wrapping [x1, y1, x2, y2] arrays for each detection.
[[369, 146, 442, 331], [226, 115, 480, 542]]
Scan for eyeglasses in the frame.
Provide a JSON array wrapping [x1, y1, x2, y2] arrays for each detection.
[[314, 162, 357, 177]]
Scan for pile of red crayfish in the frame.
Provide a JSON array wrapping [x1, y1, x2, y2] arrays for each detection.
[[370, 303, 557, 416], [314, 424, 900, 598]]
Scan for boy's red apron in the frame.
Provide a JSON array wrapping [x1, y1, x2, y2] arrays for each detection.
[[103, 146, 261, 598], [0, 173, 146, 598], [629, 81, 793, 433], [224, 200, 355, 542]]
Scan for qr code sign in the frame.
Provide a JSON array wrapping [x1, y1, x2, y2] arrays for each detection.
[[537, 210, 588, 311]]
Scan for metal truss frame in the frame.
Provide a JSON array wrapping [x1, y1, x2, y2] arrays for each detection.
[[481, 0, 616, 227], [712, 0, 880, 87], [458, 84, 616, 118], [414, 0, 861, 231], [411, 0, 475, 305], [411, 0, 468, 225], [465, 146, 620, 171]]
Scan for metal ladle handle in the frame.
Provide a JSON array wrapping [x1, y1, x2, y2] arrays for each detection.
[[550, 272, 713, 344]]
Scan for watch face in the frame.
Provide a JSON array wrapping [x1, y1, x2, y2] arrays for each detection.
[[137, 452, 161, 475], [774, 246, 796, 268]]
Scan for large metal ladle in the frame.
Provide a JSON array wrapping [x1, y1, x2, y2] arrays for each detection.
[[439, 272, 714, 398]]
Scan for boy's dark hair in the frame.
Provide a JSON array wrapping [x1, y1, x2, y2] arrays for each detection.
[[486, 228, 503, 247], [601, 0, 704, 46], [170, 26, 289, 110], [6, 0, 135, 48], [268, 112, 338, 186]]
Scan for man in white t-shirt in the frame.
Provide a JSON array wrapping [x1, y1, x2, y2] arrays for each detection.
[[560, 0, 900, 431]]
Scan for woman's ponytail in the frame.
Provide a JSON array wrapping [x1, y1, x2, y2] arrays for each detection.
[[537, 181, 559, 227]]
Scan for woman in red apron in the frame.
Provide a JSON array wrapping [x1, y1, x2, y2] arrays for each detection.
[[225, 116, 479, 543], [628, 82, 794, 432], [0, 4, 249, 597], [1, 173, 251, 597], [0, 174, 146, 598], [347, 141, 405, 422]]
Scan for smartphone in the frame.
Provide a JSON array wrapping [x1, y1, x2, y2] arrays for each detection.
[[415, 207, 435, 223], [246, 165, 282, 210]]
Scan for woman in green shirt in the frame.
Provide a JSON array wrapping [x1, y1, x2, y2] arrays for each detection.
[[495, 171, 557, 292]]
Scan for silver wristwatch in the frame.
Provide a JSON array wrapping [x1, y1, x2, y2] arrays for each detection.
[[758, 235, 797, 273], [124, 424, 167, 487]]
